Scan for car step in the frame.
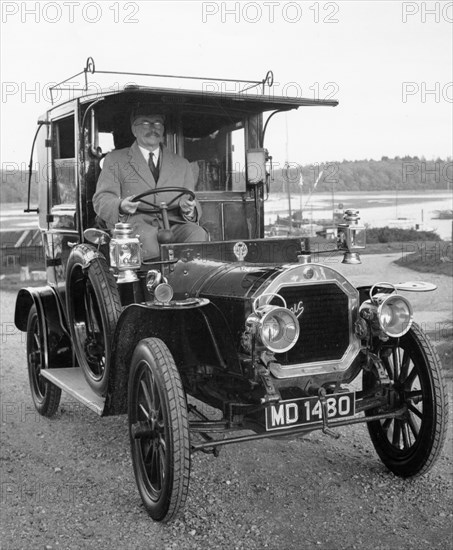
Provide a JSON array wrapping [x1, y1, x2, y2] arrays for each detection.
[[40, 368, 105, 415]]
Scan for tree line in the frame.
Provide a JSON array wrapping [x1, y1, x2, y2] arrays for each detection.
[[1, 170, 39, 203], [269, 156, 452, 194], [0, 156, 451, 202]]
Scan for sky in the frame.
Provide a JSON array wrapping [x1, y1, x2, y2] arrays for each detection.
[[1, 0, 452, 170]]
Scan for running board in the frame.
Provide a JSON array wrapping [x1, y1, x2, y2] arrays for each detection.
[[40, 368, 105, 416]]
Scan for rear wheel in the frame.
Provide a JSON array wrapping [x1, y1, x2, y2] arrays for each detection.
[[364, 323, 448, 477], [128, 338, 190, 522], [27, 305, 61, 417], [66, 246, 121, 396]]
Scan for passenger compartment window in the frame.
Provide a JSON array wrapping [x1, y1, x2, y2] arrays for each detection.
[[52, 115, 76, 207], [230, 127, 246, 191], [98, 132, 115, 155], [184, 122, 245, 192]]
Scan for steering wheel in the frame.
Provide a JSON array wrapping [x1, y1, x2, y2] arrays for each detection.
[[131, 187, 195, 214]]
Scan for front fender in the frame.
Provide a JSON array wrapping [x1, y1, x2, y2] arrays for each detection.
[[67, 242, 106, 269], [357, 281, 437, 305], [14, 286, 72, 369], [105, 300, 241, 415]]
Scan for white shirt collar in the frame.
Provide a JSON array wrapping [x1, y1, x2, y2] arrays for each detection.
[[138, 144, 160, 164]]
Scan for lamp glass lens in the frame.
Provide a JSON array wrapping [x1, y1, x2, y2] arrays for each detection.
[[263, 316, 282, 343]]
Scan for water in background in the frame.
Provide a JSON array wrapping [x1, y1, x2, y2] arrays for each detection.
[[265, 191, 453, 240], [1, 192, 452, 239]]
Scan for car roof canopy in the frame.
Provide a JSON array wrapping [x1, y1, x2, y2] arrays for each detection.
[[47, 57, 337, 112], [86, 87, 337, 137], [45, 58, 338, 139]]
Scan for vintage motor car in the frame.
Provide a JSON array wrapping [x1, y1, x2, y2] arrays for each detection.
[[15, 59, 448, 522]]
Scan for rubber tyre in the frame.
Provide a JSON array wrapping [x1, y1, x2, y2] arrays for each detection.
[[27, 305, 61, 417], [128, 338, 190, 522], [364, 323, 448, 477], [66, 246, 121, 396]]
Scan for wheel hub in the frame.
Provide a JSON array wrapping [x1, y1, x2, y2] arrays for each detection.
[[131, 412, 161, 440], [131, 420, 154, 439]]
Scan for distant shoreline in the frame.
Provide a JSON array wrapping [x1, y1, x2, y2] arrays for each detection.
[[2, 188, 451, 208]]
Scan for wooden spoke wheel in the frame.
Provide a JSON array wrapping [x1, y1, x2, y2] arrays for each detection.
[[128, 338, 190, 522], [66, 246, 121, 396], [27, 305, 61, 417], [364, 323, 448, 477]]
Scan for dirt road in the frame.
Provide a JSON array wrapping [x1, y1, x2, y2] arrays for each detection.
[[1, 256, 452, 550]]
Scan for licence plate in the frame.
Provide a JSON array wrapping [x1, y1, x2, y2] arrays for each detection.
[[265, 392, 355, 431]]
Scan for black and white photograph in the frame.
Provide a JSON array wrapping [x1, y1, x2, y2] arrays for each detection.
[[1, 1, 452, 548]]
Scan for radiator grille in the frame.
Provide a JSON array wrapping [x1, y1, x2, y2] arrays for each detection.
[[272, 283, 350, 364]]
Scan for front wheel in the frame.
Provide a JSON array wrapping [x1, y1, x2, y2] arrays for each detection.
[[128, 338, 190, 522], [66, 246, 122, 396], [364, 323, 448, 477], [27, 305, 61, 417]]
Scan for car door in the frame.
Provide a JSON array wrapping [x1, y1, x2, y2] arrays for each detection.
[[42, 104, 80, 306]]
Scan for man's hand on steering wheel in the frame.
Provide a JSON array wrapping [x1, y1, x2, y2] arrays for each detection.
[[119, 196, 139, 215], [179, 195, 196, 220]]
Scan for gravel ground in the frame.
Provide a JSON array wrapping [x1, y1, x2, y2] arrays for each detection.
[[1, 255, 452, 549]]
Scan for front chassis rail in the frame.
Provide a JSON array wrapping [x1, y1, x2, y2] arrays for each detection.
[[189, 407, 407, 453]]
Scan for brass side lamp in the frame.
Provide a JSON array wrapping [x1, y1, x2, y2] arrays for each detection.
[[109, 223, 142, 283], [337, 209, 366, 264]]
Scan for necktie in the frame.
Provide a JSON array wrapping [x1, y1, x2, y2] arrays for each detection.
[[148, 151, 159, 183]]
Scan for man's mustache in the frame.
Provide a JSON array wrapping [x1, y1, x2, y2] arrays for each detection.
[[145, 131, 160, 137]]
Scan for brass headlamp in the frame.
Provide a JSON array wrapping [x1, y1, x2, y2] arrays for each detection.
[[245, 294, 300, 354], [109, 223, 142, 283], [359, 283, 413, 339]]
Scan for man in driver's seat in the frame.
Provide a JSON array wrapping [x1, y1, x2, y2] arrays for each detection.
[[93, 107, 207, 259]]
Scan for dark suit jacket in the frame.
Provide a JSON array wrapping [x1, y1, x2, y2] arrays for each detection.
[[93, 141, 200, 228]]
